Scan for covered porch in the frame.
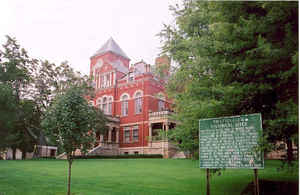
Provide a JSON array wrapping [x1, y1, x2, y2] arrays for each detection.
[[148, 110, 183, 158], [148, 110, 176, 141], [95, 115, 120, 146]]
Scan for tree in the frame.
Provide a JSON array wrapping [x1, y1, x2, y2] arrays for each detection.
[[0, 83, 18, 151], [0, 35, 37, 159], [160, 1, 298, 161], [42, 86, 106, 195], [16, 100, 42, 159], [0, 36, 94, 159]]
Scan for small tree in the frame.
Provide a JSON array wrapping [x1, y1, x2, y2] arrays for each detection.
[[42, 86, 106, 195]]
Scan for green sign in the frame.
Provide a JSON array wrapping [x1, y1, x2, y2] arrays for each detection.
[[199, 114, 264, 169]]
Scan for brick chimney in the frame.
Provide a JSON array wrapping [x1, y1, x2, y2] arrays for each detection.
[[155, 55, 170, 76]]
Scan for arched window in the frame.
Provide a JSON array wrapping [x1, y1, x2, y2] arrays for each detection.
[[102, 97, 107, 114], [121, 94, 129, 116], [108, 97, 112, 115], [135, 92, 142, 114]]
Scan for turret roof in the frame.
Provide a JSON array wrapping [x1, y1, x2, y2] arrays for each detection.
[[92, 37, 130, 60]]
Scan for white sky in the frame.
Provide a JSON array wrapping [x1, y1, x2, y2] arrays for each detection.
[[0, 0, 180, 75]]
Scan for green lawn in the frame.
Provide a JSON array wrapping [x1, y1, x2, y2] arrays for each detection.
[[0, 159, 298, 195]]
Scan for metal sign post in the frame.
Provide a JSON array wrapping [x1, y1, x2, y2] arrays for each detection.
[[254, 169, 259, 195], [206, 169, 210, 195]]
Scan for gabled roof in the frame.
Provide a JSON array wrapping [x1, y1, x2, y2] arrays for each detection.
[[92, 37, 130, 60]]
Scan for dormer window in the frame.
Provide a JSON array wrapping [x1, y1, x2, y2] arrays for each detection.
[[128, 72, 134, 82], [158, 100, 165, 111]]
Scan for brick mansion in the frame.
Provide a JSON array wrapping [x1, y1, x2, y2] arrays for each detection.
[[85, 38, 184, 158]]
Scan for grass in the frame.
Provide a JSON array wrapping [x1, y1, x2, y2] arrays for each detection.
[[0, 159, 298, 195]]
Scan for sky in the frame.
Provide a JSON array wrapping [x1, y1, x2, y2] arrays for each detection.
[[0, 0, 180, 75]]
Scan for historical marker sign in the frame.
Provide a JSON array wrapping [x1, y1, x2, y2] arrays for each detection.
[[199, 114, 264, 169]]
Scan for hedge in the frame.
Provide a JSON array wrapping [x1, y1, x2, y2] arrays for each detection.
[[73, 154, 163, 159]]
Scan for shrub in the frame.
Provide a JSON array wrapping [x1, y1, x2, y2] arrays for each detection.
[[73, 154, 163, 159]]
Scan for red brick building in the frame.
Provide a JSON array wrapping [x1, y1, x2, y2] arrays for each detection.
[[87, 38, 183, 158]]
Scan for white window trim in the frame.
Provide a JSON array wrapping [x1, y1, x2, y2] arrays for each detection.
[[133, 90, 143, 97], [132, 126, 139, 142], [107, 96, 113, 115], [134, 91, 143, 114], [121, 93, 129, 117], [124, 127, 131, 143], [121, 93, 130, 99]]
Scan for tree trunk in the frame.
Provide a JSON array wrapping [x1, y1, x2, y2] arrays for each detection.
[[12, 148, 16, 160], [67, 158, 73, 195], [286, 138, 293, 162], [22, 150, 26, 160]]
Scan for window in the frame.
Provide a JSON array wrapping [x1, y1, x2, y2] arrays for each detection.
[[108, 97, 112, 115], [121, 94, 129, 116], [100, 75, 104, 88], [105, 74, 110, 87], [124, 127, 130, 143], [158, 100, 165, 111], [102, 97, 107, 114], [95, 73, 99, 89], [134, 151, 139, 155], [135, 92, 142, 114], [133, 126, 139, 142], [124, 152, 129, 155]]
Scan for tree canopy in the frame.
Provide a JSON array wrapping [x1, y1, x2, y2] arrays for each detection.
[[0, 35, 98, 159], [41, 86, 106, 195], [160, 1, 298, 160]]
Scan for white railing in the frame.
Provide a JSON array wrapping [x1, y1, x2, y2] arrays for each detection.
[[149, 110, 173, 120]]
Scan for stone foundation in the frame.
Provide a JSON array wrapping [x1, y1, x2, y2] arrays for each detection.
[[57, 141, 186, 159], [119, 141, 186, 158], [88, 143, 119, 156]]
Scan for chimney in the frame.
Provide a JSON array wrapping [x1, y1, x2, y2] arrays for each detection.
[[155, 55, 170, 76]]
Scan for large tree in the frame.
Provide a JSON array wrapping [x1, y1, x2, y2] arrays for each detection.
[[42, 86, 106, 195], [0, 35, 36, 158], [160, 1, 298, 160], [0, 83, 18, 151], [0, 36, 95, 159]]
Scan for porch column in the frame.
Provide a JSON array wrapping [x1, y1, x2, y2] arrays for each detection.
[[108, 127, 112, 143], [164, 122, 169, 158], [116, 128, 119, 143], [149, 123, 152, 141], [165, 122, 169, 132], [100, 134, 104, 145]]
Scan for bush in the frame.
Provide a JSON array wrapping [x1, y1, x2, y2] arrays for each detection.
[[74, 154, 163, 159]]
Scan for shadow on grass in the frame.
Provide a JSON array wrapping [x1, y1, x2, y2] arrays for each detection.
[[241, 180, 298, 195]]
